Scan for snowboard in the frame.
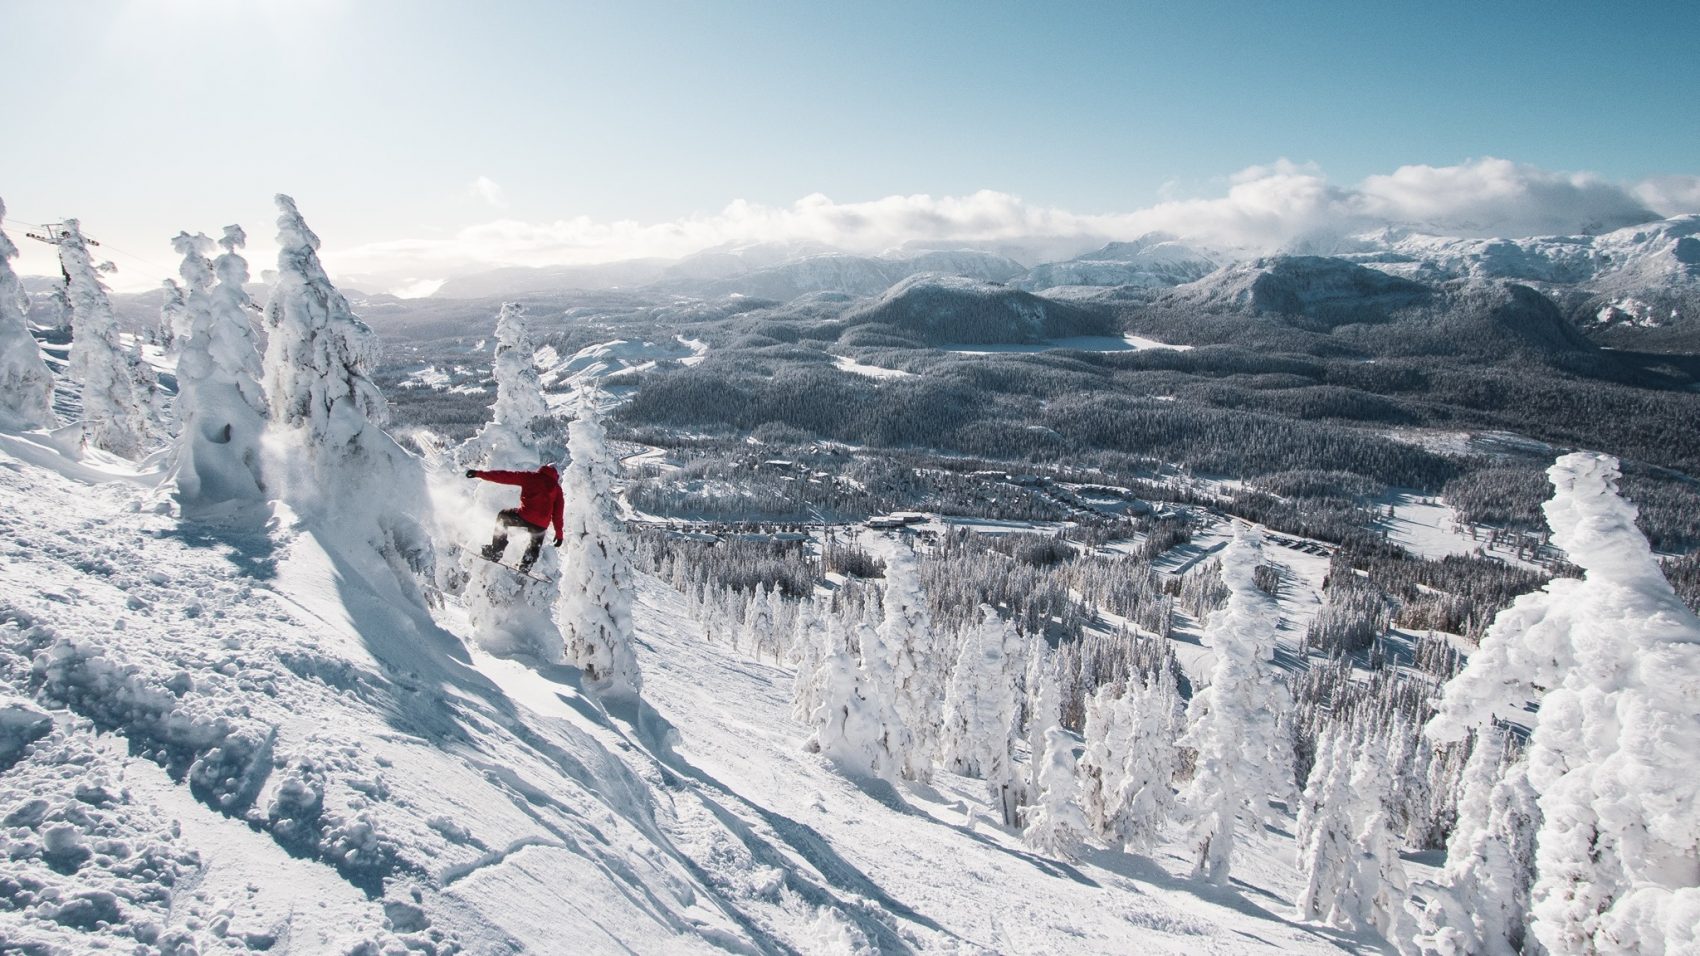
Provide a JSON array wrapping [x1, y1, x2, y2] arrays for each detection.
[[471, 553, 551, 583]]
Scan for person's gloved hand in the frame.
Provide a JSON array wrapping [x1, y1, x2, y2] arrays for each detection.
[[464, 469, 477, 478], [553, 535, 564, 547]]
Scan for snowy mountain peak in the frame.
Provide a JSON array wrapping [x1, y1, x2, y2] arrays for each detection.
[[1017, 234, 1221, 292], [1167, 254, 1433, 316]]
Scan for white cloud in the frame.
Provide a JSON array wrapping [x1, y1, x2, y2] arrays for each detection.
[[1354, 158, 1659, 236], [468, 176, 507, 209], [331, 158, 1685, 284], [1633, 175, 1700, 217], [390, 277, 446, 299]]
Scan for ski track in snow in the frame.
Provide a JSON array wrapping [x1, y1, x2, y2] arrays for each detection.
[[0, 435, 1386, 954]]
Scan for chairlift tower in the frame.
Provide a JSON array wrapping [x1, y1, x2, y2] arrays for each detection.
[[23, 221, 100, 251]]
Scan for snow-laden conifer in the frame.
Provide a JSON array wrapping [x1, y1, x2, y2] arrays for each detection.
[[460, 303, 564, 660], [169, 227, 268, 509], [262, 195, 433, 577], [490, 305, 548, 427], [1023, 726, 1088, 859], [744, 583, 776, 659], [811, 605, 906, 780], [1079, 683, 1123, 837], [58, 218, 158, 457], [1081, 665, 1182, 854], [264, 196, 388, 449], [557, 396, 641, 695], [1296, 720, 1410, 938], [789, 599, 827, 723], [1174, 527, 1295, 885], [0, 199, 54, 430], [1427, 452, 1700, 955], [1295, 722, 1358, 925], [158, 279, 188, 355], [1409, 726, 1538, 956], [811, 631, 881, 776], [1024, 635, 1061, 807], [939, 606, 1023, 825], [878, 542, 942, 780]]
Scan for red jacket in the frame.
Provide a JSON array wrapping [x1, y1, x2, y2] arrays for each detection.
[[473, 466, 564, 540]]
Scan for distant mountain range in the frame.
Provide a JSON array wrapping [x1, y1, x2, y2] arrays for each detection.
[[411, 216, 1700, 349], [29, 216, 1700, 353]]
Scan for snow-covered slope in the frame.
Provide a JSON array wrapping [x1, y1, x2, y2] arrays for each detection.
[[537, 337, 702, 389], [0, 433, 1368, 955], [840, 274, 1115, 346], [1016, 234, 1221, 292], [1135, 256, 1597, 359], [1161, 256, 1433, 320], [1336, 216, 1700, 340], [1343, 215, 1700, 291], [659, 251, 1026, 301]]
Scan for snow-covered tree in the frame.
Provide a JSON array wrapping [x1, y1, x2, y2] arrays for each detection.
[[811, 630, 888, 778], [1296, 720, 1410, 939], [1023, 726, 1088, 859], [264, 196, 388, 452], [158, 279, 187, 354], [1174, 527, 1295, 885], [459, 303, 564, 660], [0, 198, 54, 430], [1024, 635, 1062, 807], [1296, 723, 1359, 924], [1079, 683, 1124, 836], [1426, 452, 1700, 955], [744, 583, 776, 658], [465, 303, 549, 466], [40, 284, 70, 333], [811, 606, 907, 780], [939, 606, 1023, 825], [789, 599, 827, 723], [262, 195, 433, 578], [1410, 726, 1539, 956], [169, 227, 268, 509], [1081, 665, 1182, 854], [878, 542, 943, 780], [58, 218, 159, 457], [556, 396, 641, 695]]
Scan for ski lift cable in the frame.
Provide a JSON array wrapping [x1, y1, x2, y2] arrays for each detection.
[[7, 215, 172, 276]]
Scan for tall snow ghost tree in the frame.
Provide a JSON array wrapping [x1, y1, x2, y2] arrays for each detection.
[[58, 218, 159, 457], [469, 302, 549, 464], [460, 303, 564, 660], [159, 280, 188, 353], [1080, 664, 1182, 854], [264, 195, 387, 456], [556, 394, 641, 696], [878, 541, 944, 780], [1409, 726, 1538, 956], [1426, 452, 1700, 955], [939, 606, 1024, 825], [169, 227, 269, 509], [0, 199, 54, 430], [1295, 720, 1411, 940], [810, 614, 906, 780], [1175, 527, 1295, 886], [263, 195, 432, 575], [1025, 634, 1062, 807], [1023, 726, 1089, 859], [789, 598, 828, 722]]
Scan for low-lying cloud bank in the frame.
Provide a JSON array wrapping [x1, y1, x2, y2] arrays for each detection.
[[336, 157, 1700, 285]]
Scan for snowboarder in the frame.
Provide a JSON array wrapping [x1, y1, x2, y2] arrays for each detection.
[[467, 463, 565, 573]]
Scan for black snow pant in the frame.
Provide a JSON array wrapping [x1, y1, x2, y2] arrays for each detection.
[[486, 509, 546, 569]]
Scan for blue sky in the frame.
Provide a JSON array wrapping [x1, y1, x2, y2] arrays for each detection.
[[3, 0, 1696, 289]]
